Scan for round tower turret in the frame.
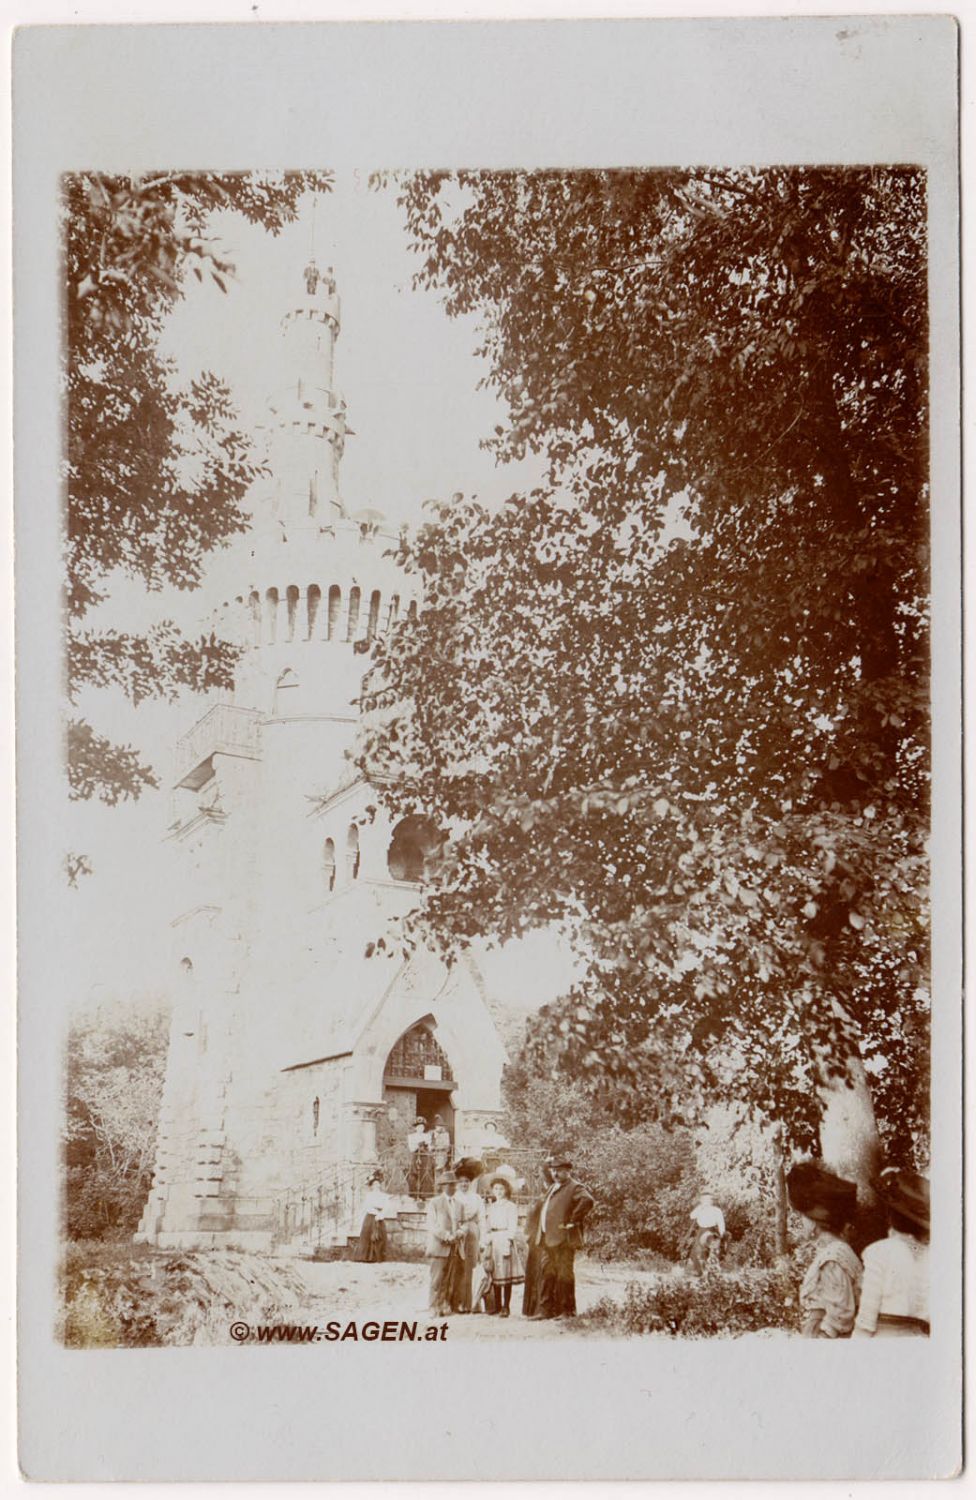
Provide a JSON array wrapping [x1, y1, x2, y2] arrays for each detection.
[[265, 259, 347, 525]]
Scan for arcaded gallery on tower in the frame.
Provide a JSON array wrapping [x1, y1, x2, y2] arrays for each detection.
[[137, 261, 523, 1254]]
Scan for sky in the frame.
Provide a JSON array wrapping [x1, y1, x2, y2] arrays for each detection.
[[66, 173, 571, 1012]]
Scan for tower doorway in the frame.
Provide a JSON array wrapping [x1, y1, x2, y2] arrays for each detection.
[[382, 1021, 457, 1187]]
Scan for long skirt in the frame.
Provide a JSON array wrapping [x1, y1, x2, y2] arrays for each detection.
[[455, 1226, 481, 1311], [522, 1242, 543, 1316], [354, 1214, 387, 1263], [540, 1242, 577, 1316]]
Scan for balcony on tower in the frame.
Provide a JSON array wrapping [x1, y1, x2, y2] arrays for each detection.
[[175, 704, 264, 791]]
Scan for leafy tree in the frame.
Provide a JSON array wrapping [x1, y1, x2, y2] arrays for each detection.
[[359, 168, 930, 1186], [64, 170, 332, 805], [64, 1001, 169, 1239]]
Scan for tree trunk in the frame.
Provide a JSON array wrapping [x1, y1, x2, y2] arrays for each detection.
[[816, 1051, 882, 1200], [771, 1123, 789, 1262]]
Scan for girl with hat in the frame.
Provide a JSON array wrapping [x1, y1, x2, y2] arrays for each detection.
[[853, 1167, 929, 1337], [483, 1173, 526, 1317], [354, 1170, 388, 1263], [787, 1161, 863, 1339]]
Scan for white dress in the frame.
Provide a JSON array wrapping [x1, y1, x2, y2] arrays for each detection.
[[486, 1198, 525, 1285]]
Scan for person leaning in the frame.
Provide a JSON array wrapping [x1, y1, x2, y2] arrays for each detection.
[[528, 1153, 594, 1320]]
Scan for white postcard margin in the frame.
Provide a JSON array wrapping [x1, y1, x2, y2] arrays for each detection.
[[14, 16, 961, 1481]]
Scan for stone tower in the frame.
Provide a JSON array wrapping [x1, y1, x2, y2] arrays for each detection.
[[137, 259, 510, 1252]]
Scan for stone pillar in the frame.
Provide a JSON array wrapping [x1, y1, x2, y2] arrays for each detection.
[[345, 1100, 387, 1164]]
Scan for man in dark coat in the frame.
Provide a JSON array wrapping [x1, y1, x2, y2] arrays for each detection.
[[528, 1153, 595, 1319]]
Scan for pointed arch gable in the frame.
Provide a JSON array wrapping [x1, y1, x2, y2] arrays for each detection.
[[346, 951, 507, 1110]]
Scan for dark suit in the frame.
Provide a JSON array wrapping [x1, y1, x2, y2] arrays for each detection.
[[536, 1177, 595, 1317]]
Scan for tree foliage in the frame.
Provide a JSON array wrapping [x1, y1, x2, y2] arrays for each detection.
[[64, 170, 332, 805], [359, 168, 930, 1162], [64, 1002, 169, 1240]]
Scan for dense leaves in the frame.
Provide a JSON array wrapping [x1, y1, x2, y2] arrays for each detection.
[[64, 170, 332, 804], [358, 168, 930, 1167], [64, 1002, 169, 1240]]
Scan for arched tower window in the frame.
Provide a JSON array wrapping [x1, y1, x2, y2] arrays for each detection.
[[307, 584, 321, 640], [265, 587, 279, 644], [274, 667, 299, 713], [346, 823, 361, 881], [180, 956, 193, 977], [312, 1097, 320, 1135], [323, 837, 336, 894], [366, 590, 382, 641], [249, 590, 261, 645], [327, 585, 342, 640], [407, 599, 419, 624], [387, 816, 441, 882], [286, 585, 300, 642], [386, 594, 400, 632], [346, 586, 361, 642]]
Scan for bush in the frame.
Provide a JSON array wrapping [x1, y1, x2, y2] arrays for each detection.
[[64, 1000, 169, 1240], [59, 1243, 307, 1347], [581, 1265, 799, 1338], [572, 1124, 700, 1262]]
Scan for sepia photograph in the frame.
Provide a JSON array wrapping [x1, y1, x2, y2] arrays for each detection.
[[59, 163, 932, 1348], [15, 15, 961, 1483]]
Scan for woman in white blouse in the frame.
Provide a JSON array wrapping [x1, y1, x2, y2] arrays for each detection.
[[854, 1167, 929, 1337], [354, 1171, 389, 1263]]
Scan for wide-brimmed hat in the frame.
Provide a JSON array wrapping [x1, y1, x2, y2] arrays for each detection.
[[413, 1116, 427, 1127], [435, 1169, 457, 1186], [454, 1156, 486, 1181], [876, 1166, 929, 1233], [487, 1172, 515, 1196], [786, 1160, 858, 1229], [546, 1152, 573, 1170], [366, 1170, 384, 1185]]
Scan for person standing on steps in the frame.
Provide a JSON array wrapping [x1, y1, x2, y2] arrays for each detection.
[[353, 1170, 388, 1263], [527, 1153, 594, 1320]]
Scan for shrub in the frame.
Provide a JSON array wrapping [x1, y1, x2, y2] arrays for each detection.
[[59, 1243, 307, 1347], [581, 1265, 799, 1338], [64, 1000, 169, 1240], [573, 1124, 700, 1262]]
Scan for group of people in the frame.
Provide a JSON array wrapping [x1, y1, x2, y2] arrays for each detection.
[[425, 1153, 595, 1321], [405, 1114, 452, 1196], [787, 1160, 930, 1338]]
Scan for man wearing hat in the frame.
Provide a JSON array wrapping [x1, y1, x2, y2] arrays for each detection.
[[853, 1167, 929, 1337], [425, 1168, 463, 1316], [528, 1153, 594, 1319]]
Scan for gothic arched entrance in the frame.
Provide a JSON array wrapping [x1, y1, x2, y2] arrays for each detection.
[[382, 1019, 456, 1139]]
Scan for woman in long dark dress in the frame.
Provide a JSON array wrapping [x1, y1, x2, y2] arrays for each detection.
[[354, 1171, 389, 1262], [522, 1165, 551, 1317]]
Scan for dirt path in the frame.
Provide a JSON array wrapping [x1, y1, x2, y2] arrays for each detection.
[[292, 1255, 663, 1339]]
